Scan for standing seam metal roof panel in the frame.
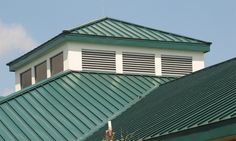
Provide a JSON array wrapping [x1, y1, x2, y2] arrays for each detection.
[[0, 71, 175, 141], [86, 57, 236, 141], [68, 17, 210, 44]]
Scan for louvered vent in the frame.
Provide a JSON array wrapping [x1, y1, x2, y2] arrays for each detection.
[[161, 55, 192, 76], [123, 52, 155, 74], [82, 49, 116, 71]]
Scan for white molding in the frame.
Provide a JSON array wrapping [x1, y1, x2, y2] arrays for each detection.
[[15, 73, 21, 91], [116, 50, 123, 73], [63, 46, 69, 71], [155, 53, 162, 76], [31, 66, 35, 85], [46, 58, 51, 78]]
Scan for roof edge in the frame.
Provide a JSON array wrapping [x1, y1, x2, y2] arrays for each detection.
[[65, 34, 210, 52], [6, 33, 67, 71]]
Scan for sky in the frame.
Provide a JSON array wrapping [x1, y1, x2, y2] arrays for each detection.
[[0, 0, 235, 96]]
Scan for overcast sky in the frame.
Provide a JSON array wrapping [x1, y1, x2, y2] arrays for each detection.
[[0, 0, 236, 96]]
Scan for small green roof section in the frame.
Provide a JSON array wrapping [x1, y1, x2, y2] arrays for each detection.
[[68, 17, 210, 44], [0, 71, 175, 141], [7, 17, 211, 71], [87, 57, 236, 141]]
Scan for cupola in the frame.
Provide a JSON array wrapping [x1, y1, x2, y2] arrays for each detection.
[[7, 17, 211, 91]]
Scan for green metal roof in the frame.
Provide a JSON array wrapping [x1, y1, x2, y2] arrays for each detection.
[[87, 57, 236, 141], [0, 71, 175, 141], [7, 17, 211, 72], [67, 17, 209, 44]]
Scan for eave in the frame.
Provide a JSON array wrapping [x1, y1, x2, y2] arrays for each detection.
[[7, 33, 211, 72]]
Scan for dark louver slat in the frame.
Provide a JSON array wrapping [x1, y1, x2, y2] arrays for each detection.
[[20, 69, 32, 89], [35, 61, 47, 82], [50, 52, 63, 76], [82, 49, 116, 72], [123, 52, 155, 74], [162, 55, 192, 76]]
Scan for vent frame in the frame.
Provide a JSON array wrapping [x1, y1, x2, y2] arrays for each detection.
[[82, 49, 116, 72], [122, 52, 155, 74], [161, 54, 193, 76]]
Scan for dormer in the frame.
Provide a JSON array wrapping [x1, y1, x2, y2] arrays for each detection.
[[7, 17, 211, 91]]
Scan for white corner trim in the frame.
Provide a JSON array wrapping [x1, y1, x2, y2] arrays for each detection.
[[116, 50, 123, 73], [155, 53, 162, 76], [67, 47, 82, 71], [46, 58, 51, 78], [31, 66, 35, 85], [192, 54, 205, 72]]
